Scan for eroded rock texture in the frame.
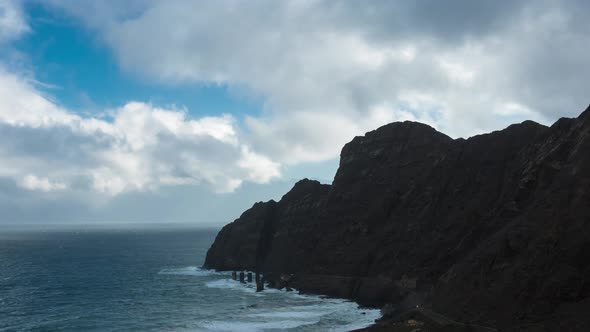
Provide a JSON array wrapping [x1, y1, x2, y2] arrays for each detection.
[[204, 105, 590, 331]]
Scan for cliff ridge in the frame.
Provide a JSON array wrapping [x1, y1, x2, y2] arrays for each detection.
[[204, 105, 590, 331]]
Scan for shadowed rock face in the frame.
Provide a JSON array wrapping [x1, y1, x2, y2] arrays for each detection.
[[204, 105, 590, 331]]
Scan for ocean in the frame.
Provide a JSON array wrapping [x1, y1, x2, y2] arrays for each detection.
[[0, 226, 380, 331]]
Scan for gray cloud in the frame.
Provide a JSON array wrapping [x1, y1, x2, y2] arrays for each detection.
[[0, 176, 294, 224], [0, 68, 281, 196], [2, 0, 590, 224], [90, 180, 294, 224], [316, 0, 528, 44], [48, 1, 589, 151]]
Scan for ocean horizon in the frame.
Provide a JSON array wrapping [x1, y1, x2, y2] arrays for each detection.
[[0, 226, 379, 331]]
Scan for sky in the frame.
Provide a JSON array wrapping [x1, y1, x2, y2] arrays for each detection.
[[0, 0, 588, 225]]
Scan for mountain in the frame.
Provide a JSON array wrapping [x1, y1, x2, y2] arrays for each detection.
[[204, 105, 590, 331]]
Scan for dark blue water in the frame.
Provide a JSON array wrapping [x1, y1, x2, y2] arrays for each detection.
[[0, 227, 379, 331]]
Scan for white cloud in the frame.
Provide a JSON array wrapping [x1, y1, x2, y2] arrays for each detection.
[[3, 0, 590, 200], [244, 106, 409, 164], [237, 146, 280, 182], [46, 0, 590, 166], [0, 68, 281, 196], [0, 0, 588, 223], [19, 174, 66, 192], [0, 0, 29, 43]]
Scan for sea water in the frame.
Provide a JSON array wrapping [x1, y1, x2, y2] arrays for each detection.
[[0, 226, 380, 331]]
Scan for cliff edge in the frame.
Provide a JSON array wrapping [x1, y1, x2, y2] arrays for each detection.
[[204, 105, 590, 331]]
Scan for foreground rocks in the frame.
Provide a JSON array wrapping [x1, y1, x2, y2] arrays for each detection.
[[204, 105, 590, 331]]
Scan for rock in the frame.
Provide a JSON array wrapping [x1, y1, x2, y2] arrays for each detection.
[[204, 106, 590, 331], [256, 277, 264, 292]]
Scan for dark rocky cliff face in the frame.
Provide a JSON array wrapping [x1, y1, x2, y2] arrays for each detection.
[[204, 105, 590, 331]]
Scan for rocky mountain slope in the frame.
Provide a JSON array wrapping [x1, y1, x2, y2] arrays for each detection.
[[204, 105, 590, 331]]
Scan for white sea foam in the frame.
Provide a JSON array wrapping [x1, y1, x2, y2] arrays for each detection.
[[200, 319, 319, 331], [204, 278, 269, 298], [247, 310, 328, 319], [205, 278, 246, 289], [325, 302, 381, 332], [200, 276, 381, 331], [158, 266, 225, 277], [168, 270, 380, 331]]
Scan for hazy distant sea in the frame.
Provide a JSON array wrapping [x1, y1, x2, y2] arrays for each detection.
[[0, 226, 379, 331]]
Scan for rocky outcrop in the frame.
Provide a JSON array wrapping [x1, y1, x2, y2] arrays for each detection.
[[204, 105, 590, 331]]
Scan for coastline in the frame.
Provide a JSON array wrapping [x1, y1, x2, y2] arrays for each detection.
[[205, 269, 500, 332], [203, 106, 590, 331], [204, 268, 384, 331]]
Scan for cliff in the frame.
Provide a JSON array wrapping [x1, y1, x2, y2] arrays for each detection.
[[204, 105, 590, 331]]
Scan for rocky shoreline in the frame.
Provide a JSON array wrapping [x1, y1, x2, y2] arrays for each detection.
[[204, 105, 590, 331]]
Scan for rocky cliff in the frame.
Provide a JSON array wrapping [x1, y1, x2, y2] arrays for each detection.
[[204, 105, 590, 331]]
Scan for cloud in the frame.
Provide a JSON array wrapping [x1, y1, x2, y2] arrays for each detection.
[[0, 0, 29, 43], [3, 0, 590, 211], [19, 174, 66, 191], [0, 68, 280, 196], [0, 175, 294, 224], [47, 0, 589, 166]]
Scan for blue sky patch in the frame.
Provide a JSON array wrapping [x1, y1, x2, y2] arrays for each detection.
[[14, 3, 263, 119]]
